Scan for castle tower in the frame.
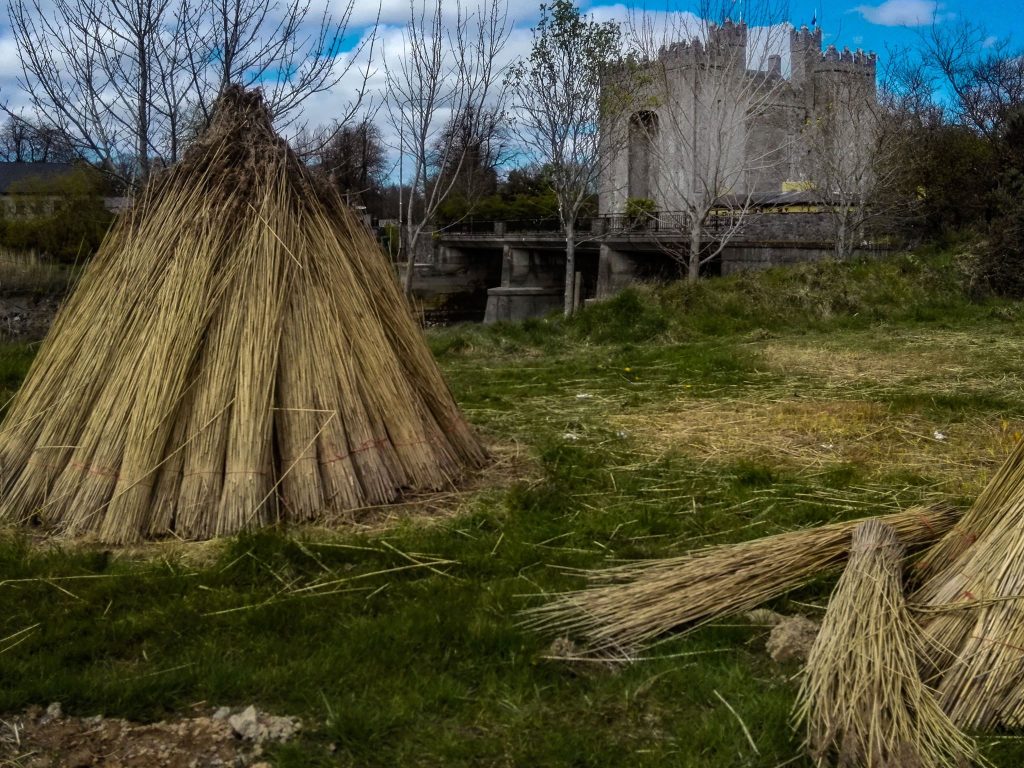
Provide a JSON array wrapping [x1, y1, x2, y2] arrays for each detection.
[[707, 18, 748, 71], [790, 25, 823, 87]]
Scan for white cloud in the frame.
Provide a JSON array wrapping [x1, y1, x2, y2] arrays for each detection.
[[853, 0, 952, 26]]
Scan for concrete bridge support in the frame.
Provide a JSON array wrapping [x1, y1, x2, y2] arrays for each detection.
[[484, 246, 564, 324], [596, 244, 640, 299]]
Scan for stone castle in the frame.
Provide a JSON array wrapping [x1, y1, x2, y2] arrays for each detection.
[[600, 22, 878, 214]]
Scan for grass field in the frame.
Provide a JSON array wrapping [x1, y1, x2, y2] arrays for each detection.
[[4, 251, 1024, 766]]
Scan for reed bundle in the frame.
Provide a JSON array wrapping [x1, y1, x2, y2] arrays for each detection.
[[903, 436, 1024, 729], [0, 86, 485, 543], [796, 519, 980, 768], [526, 505, 959, 652]]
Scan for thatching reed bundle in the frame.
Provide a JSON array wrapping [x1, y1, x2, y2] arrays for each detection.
[[526, 506, 959, 652], [0, 86, 485, 543], [903, 436, 1024, 729], [796, 519, 980, 768]]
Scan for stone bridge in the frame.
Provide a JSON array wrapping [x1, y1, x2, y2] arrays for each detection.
[[406, 209, 889, 323]]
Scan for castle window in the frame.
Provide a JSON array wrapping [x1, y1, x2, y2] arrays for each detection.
[[628, 110, 658, 201]]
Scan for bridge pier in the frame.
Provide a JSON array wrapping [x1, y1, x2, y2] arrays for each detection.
[[596, 244, 640, 299], [483, 246, 564, 324]]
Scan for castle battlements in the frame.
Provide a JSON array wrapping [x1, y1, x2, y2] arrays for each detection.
[[600, 22, 880, 221], [790, 25, 822, 51], [658, 18, 748, 66], [658, 23, 876, 80], [815, 44, 877, 76]]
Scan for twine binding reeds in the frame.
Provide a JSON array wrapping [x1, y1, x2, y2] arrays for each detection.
[[796, 519, 982, 768], [0, 87, 486, 543], [525, 505, 959, 653]]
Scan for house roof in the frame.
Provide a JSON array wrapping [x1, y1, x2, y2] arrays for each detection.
[[0, 162, 77, 194]]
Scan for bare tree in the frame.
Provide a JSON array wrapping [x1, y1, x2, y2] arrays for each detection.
[[7, 0, 176, 181], [185, 0, 375, 130], [384, 0, 510, 296], [6, 0, 376, 185], [803, 69, 914, 259], [0, 116, 33, 162], [313, 117, 389, 208], [923, 20, 1024, 140], [618, 3, 792, 282], [431, 105, 510, 203], [508, 0, 628, 315]]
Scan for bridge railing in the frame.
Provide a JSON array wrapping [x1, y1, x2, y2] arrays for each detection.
[[436, 210, 756, 238]]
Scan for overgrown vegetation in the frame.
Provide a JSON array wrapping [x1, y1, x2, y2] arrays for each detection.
[[0, 248, 75, 296], [0, 167, 115, 262], [3, 251, 1024, 765]]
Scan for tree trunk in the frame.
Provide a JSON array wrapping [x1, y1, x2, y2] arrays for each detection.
[[563, 220, 576, 316], [835, 213, 848, 260], [403, 223, 416, 296], [137, 32, 150, 180], [687, 225, 701, 283]]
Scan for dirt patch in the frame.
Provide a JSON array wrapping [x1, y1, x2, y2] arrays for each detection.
[[0, 703, 299, 767], [0, 295, 60, 341]]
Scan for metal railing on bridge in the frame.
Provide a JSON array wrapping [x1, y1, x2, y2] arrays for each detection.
[[437, 211, 752, 238]]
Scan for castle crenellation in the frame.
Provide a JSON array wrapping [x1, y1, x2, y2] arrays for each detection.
[[656, 22, 876, 78]]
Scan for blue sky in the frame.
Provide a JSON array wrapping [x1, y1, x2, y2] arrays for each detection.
[[0, 0, 1019, 136], [781, 0, 1024, 55]]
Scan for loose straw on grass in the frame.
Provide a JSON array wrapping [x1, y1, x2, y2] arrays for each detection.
[[526, 505, 959, 652], [796, 519, 982, 768]]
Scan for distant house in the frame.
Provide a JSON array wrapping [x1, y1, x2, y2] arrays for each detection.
[[0, 161, 76, 193], [0, 162, 127, 215]]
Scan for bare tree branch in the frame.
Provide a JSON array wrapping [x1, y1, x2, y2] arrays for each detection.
[[384, 0, 511, 296]]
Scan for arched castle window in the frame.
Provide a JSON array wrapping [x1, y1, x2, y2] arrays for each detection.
[[628, 110, 658, 201]]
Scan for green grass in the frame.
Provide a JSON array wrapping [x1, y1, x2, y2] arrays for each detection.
[[3, 250, 1024, 766]]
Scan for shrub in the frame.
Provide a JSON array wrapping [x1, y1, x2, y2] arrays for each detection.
[[624, 197, 656, 224], [568, 288, 668, 344], [0, 166, 115, 262]]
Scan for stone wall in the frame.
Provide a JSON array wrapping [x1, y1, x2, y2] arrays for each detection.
[[737, 211, 834, 242]]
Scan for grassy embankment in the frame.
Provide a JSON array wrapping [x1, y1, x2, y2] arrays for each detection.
[[4, 250, 1024, 766]]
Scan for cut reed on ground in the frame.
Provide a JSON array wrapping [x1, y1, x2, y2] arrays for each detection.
[[526, 505, 959, 652], [0, 86, 485, 543], [796, 519, 981, 768]]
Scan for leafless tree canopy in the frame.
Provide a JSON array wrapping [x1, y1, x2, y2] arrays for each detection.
[[0, 116, 76, 163], [923, 21, 1024, 139], [6, 0, 375, 186], [431, 105, 510, 202], [384, 0, 511, 295], [311, 117, 389, 206]]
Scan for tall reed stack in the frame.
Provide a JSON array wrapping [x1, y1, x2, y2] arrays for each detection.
[[796, 519, 980, 768], [910, 435, 1024, 729], [0, 86, 486, 543]]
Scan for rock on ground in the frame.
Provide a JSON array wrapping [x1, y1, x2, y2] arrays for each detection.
[[765, 615, 820, 663]]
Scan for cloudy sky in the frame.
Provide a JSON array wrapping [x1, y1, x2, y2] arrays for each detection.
[[303, 0, 1024, 137], [0, 0, 1020, 158]]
